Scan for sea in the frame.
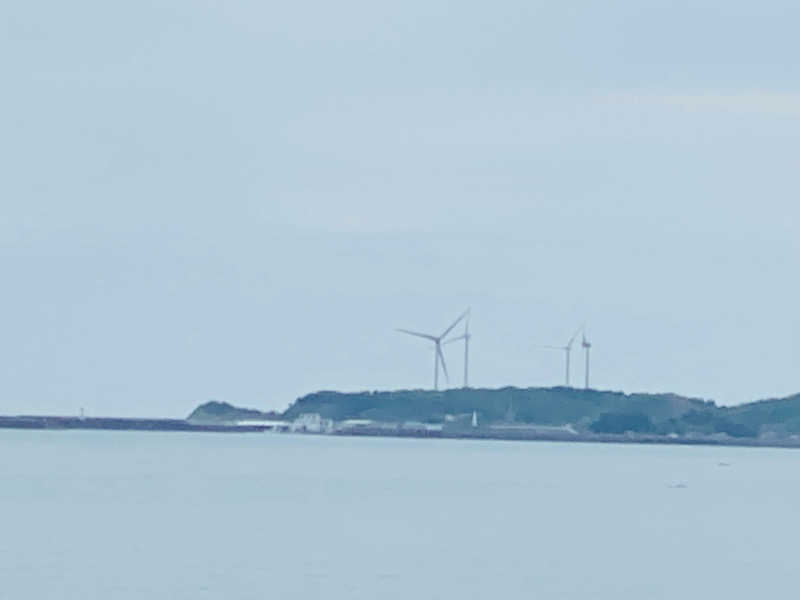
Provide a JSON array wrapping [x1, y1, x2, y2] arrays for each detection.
[[1, 429, 797, 599]]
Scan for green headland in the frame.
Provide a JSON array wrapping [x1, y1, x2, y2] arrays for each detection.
[[188, 387, 800, 441]]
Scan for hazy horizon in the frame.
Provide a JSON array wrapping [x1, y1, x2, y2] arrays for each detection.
[[2, 1, 799, 417]]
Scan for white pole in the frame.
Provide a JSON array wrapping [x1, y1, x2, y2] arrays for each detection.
[[464, 335, 469, 388], [434, 343, 440, 390], [585, 346, 590, 389]]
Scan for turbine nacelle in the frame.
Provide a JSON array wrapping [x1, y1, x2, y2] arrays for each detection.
[[536, 326, 582, 387], [396, 308, 470, 390]]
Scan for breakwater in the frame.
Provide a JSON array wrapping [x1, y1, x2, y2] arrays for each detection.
[[0, 416, 267, 433]]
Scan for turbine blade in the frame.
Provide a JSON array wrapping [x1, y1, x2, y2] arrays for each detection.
[[566, 327, 581, 349], [396, 328, 437, 342], [437, 345, 450, 382], [440, 309, 470, 340], [444, 335, 467, 345]]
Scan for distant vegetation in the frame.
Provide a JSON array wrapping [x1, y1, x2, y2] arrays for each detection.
[[186, 401, 281, 425], [188, 389, 800, 439], [589, 413, 656, 434], [282, 387, 710, 428], [722, 394, 800, 436]]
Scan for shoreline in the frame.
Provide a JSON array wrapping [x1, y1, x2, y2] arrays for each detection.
[[0, 416, 266, 433], [334, 425, 800, 449], [2, 415, 799, 450]]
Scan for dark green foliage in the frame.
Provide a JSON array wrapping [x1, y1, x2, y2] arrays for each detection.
[[189, 388, 800, 439], [722, 394, 800, 434], [655, 418, 688, 436], [716, 421, 758, 438], [187, 401, 280, 424], [590, 413, 655, 434], [282, 387, 709, 426], [681, 409, 758, 438]]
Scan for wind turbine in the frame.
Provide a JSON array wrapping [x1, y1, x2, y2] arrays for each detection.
[[444, 308, 471, 388], [537, 327, 581, 387], [397, 309, 470, 390], [582, 327, 592, 389]]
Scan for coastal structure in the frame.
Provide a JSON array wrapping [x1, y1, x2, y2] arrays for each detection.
[[235, 420, 290, 432], [290, 413, 333, 434]]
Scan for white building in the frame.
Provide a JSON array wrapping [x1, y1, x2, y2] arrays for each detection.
[[290, 413, 333, 433]]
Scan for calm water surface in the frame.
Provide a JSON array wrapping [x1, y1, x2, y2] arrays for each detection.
[[1, 430, 797, 599]]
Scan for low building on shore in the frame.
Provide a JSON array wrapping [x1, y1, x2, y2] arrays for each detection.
[[290, 413, 333, 433]]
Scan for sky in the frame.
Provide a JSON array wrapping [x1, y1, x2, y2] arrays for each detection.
[[2, 0, 799, 417]]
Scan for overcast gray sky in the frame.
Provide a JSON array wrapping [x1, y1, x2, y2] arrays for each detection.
[[2, 0, 798, 417]]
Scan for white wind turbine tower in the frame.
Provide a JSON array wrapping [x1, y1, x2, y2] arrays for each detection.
[[444, 307, 471, 388], [582, 326, 592, 389], [537, 327, 581, 387], [397, 309, 470, 390]]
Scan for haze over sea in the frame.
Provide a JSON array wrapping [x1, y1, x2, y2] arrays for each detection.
[[4, 1, 800, 418], [2, 430, 796, 599]]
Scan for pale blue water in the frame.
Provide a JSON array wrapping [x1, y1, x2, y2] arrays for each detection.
[[1, 430, 797, 599]]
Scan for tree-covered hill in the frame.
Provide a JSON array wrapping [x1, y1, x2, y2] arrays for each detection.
[[187, 401, 281, 424], [189, 388, 800, 439], [721, 393, 800, 435], [282, 387, 712, 427]]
